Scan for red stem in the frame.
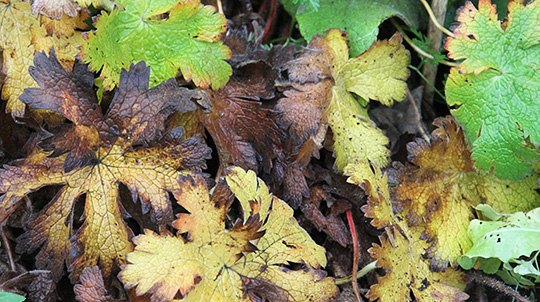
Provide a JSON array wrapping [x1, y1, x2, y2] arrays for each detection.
[[346, 209, 362, 302], [262, 0, 277, 43]]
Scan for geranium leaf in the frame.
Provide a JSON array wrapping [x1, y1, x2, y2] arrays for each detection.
[[445, 0, 540, 179], [81, 0, 232, 90], [1, 50, 211, 281], [120, 167, 338, 302], [281, 0, 424, 56], [0, 0, 87, 118]]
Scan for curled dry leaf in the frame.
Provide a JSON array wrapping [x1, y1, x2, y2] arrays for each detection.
[[0, 50, 211, 281], [120, 167, 338, 302]]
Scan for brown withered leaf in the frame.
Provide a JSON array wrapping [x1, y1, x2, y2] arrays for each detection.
[[74, 266, 112, 302], [274, 31, 339, 207], [0, 270, 57, 302], [172, 26, 289, 177], [391, 116, 540, 271], [300, 185, 351, 246], [198, 49, 284, 175], [25, 270, 56, 302], [0, 49, 211, 281], [201, 87, 283, 174]]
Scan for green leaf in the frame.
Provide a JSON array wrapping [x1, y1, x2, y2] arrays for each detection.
[[281, 0, 424, 56], [474, 204, 504, 221], [458, 208, 540, 270], [0, 292, 25, 302], [82, 0, 232, 90], [291, 0, 320, 11], [445, 0, 540, 179]]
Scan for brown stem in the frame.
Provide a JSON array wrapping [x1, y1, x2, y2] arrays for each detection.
[[406, 87, 430, 142], [421, 0, 449, 105], [0, 226, 16, 272]]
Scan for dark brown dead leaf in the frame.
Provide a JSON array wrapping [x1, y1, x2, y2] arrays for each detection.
[[25, 270, 56, 302], [300, 185, 351, 246], [19, 48, 201, 171], [200, 71, 284, 175], [74, 266, 112, 302]]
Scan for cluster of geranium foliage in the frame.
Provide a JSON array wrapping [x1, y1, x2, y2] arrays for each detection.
[[1, 0, 540, 301]]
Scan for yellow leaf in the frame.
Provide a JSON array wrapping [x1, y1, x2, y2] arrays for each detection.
[[322, 29, 410, 175], [120, 167, 338, 302], [348, 161, 394, 229], [339, 34, 410, 107], [355, 164, 468, 302], [367, 227, 468, 302], [328, 88, 389, 173], [2, 53, 210, 282], [276, 29, 409, 189], [0, 0, 86, 118], [392, 116, 540, 270]]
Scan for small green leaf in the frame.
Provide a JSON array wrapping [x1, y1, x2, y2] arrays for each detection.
[[82, 0, 232, 90], [459, 208, 540, 270], [281, 0, 424, 56], [0, 292, 25, 302], [474, 204, 504, 221]]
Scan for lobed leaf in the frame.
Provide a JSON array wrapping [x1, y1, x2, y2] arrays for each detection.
[[120, 167, 338, 302], [445, 0, 540, 179], [81, 0, 232, 90], [392, 116, 540, 270], [0, 0, 87, 118], [351, 164, 468, 302], [277, 29, 410, 191], [2, 50, 210, 281]]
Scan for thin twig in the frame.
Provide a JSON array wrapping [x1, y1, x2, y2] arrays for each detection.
[[216, 0, 224, 14], [406, 87, 430, 142], [419, 0, 454, 38], [1, 226, 16, 272], [468, 270, 531, 302], [346, 209, 363, 302], [335, 261, 378, 285]]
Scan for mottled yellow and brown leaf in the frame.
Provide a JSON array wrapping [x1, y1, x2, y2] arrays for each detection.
[[276, 29, 410, 199], [367, 227, 468, 302], [392, 116, 540, 270], [356, 164, 467, 302], [0, 51, 210, 281], [0, 0, 87, 118], [120, 167, 338, 302]]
